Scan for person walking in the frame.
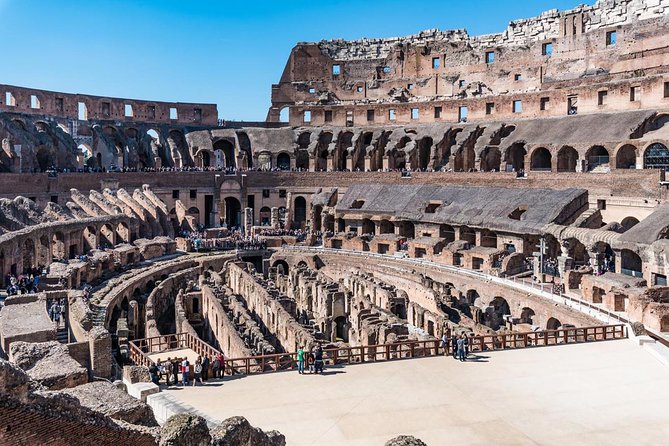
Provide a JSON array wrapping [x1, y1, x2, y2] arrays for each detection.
[[163, 358, 172, 385], [171, 358, 180, 385], [451, 334, 458, 360], [441, 333, 449, 356], [463, 332, 470, 359], [457, 334, 466, 362], [216, 353, 224, 378], [314, 346, 324, 374], [297, 346, 305, 374], [307, 350, 315, 374], [212, 355, 220, 379], [181, 358, 190, 386], [202, 355, 210, 381], [193, 358, 204, 386]]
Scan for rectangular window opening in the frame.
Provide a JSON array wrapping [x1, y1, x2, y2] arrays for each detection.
[[357, 85, 364, 93], [485, 51, 495, 64], [189, 189, 197, 199], [124, 104, 133, 117], [486, 103, 495, 115], [434, 106, 442, 119], [598, 90, 608, 106], [367, 109, 375, 122], [513, 100, 522, 114], [5, 92, 16, 107], [411, 108, 419, 120], [324, 110, 333, 122], [606, 30, 617, 46], [407, 83, 414, 90], [664, 82, 669, 98], [309, 87, 316, 94], [169, 107, 178, 120], [630, 86, 641, 102], [432, 57, 440, 69], [514, 73, 522, 81], [172, 190, 179, 199], [30, 95, 40, 109], [389, 109, 396, 121], [78, 102, 88, 120], [303, 110, 312, 123], [332, 64, 341, 76], [458, 106, 468, 122], [540, 97, 550, 111], [542, 42, 554, 56]]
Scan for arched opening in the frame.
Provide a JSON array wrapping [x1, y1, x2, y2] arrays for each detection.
[[620, 249, 642, 277], [334, 316, 348, 341], [257, 152, 272, 171], [316, 133, 333, 171], [620, 217, 640, 232], [279, 107, 289, 123], [259, 207, 271, 226], [83, 226, 97, 252], [593, 241, 615, 274], [100, 224, 115, 248], [213, 140, 236, 169], [201, 151, 211, 168], [519, 307, 535, 325], [459, 226, 476, 246], [480, 229, 497, 248], [294, 196, 307, 229], [565, 238, 588, 266], [416, 137, 432, 170], [236, 132, 253, 169], [52, 232, 65, 261], [643, 143, 669, 170], [505, 143, 526, 172], [35, 146, 54, 172], [483, 297, 510, 330], [557, 146, 578, 172], [480, 147, 501, 172], [337, 132, 354, 171], [78, 144, 94, 169], [586, 145, 610, 171], [439, 224, 455, 243], [546, 317, 562, 330], [116, 222, 130, 243], [362, 218, 375, 235], [453, 145, 475, 172], [272, 260, 289, 275], [223, 197, 242, 228], [168, 130, 193, 167], [616, 144, 637, 169], [277, 153, 291, 170], [379, 220, 394, 235], [530, 147, 552, 171], [398, 221, 415, 239]]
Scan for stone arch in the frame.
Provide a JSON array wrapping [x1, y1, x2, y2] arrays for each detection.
[[620, 217, 639, 232], [52, 232, 65, 260], [504, 143, 526, 172], [100, 224, 115, 248], [83, 226, 97, 252], [168, 129, 193, 167], [237, 132, 253, 168], [546, 317, 562, 330], [586, 145, 610, 171], [272, 260, 289, 275], [257, 151, 272, 171], [480, 229, 497, 248], [483, 297, 510, 330], [479, 147, 501, 172], [336, 132, 354, 171], [397, 221, 415, 239], [362, 218, 375, 235], [213, 139, 236, 169], [379, 219, 395, 235], [439, 224, 455, 243], [459, 226, 476, 246], [116, 221, 130, 243], [615, 144, 638, 169], [277, 152, 291, 170], [35, 146, 55, 172], [643, 142, 669, 170], [415, 137, 432, 170], [557, 146, 578, 172], [315, 132, 333, 171], [530, 147, 552, 171], [519, 307, 535, 325]]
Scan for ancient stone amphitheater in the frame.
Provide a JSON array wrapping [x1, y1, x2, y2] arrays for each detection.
[[2, 1, 669, 445]]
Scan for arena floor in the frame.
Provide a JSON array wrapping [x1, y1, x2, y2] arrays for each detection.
[[164, 340, 669, 445]]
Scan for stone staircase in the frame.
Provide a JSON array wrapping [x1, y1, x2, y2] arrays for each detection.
[[56, 326, 69, 344], [91, 304, 107, 327]]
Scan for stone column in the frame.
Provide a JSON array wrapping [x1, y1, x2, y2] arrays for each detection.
[[382, 156, 390, 170], [270, 207, 279, 228], [89, 327, 112, 379], [309, 156, 316, 172], [286, 192, 293, 230], [364, 155, 371, 171], [327, 155, 334, 171], [243, 207, 253, 235]]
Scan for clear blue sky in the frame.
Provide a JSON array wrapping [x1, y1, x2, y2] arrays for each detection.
[[0, 0, 586, 121]]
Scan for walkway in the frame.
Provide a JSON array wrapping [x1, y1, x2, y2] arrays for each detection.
[[162, 339, 669, 445]]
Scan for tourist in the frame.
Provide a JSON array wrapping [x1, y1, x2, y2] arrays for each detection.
[[450, 334, 458, 360], [193, 358, 204, 386], [162, 357, 172, 385], [297, 345, 305, 374], [202, 355, 210, 381], [181, 358, 190, 385], [216, 353, 225, 378], [148, 362, 160, 385], [58, 299, 66, 325], [171, 358, 180, 385], [457, 334, 466, 362], [441, 333, 448, 356], [463, 332, 470, 358], [307, 349, 315, 374], [314, 346, 324, 374], [212, 354, 220, 379], [52, 302, 61, 328]]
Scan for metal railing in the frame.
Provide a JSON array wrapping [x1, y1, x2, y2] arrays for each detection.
[[129, 332, 221, 367]]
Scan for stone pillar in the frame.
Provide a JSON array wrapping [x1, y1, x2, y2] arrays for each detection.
[[286, 192, 293, 230], [382, 156, 390, 170], [89, 327, 112, 379], [327, 155, 334, 171], [270, 207, 279, 228], [309, 156, 316, 172], [364, 155, 371, 171], [346, 153, 353, 171], [243, 207, 253, 235]]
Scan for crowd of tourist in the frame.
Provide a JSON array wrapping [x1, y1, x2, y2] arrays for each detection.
[[442, 332, 475, 361], [150, 353, 225, 387], [296, 345, 325, 374], [3, 266, 44, 296]]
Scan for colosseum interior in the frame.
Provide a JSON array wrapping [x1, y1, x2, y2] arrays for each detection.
[[2, 1, 669, 445]]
